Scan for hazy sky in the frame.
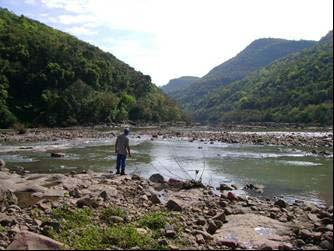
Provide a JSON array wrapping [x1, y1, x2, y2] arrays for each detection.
[[0, 0, 333, 85]]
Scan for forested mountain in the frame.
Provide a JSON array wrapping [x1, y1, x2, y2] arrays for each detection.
[[0, 8, 184, 128], [170, 38, 316, 112], [161, 76, 199, 94], [194, 31, 333, 125]]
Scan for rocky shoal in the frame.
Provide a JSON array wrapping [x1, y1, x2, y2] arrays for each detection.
[[0, 167, 333, 250]]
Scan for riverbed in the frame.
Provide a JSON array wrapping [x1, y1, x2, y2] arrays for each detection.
[[0, 132, 332, 206]]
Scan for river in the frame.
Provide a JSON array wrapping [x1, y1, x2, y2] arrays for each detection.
[[0, 134, 332, 206]]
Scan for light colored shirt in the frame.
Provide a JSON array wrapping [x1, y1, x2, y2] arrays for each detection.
[[115, 134, 129, 155]]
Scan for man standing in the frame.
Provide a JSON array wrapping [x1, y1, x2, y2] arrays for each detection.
[[115, 128, 131, 175]]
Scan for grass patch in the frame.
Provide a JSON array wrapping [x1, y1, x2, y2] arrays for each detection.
[[103, 225, 157, 249], [138, 211, 170, 230], [51, 206, 93, 228], [0, 225, 5, 233], [45, 206, 163, 250], [100, 206, 127, 224]]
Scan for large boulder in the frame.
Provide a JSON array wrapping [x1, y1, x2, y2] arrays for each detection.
[[166, 199, 183, 211], [149, 173, 165, 183], [7, 231, 64, 250]]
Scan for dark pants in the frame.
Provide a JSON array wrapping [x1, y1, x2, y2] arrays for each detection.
[[116, 154, 127, 173]]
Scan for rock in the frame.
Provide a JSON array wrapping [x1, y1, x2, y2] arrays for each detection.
[[165, 225, 176, 238], [206, 220, 218, 235], [7, 231, 64, 250], [108, 216, 124, 224], [69, 188, 81, 198], [224, 207, 233, 215], [278, 243, 294, 250], [192, 230, 213, 240], [227, 192, 238, 202], [195, 234, 205, 244], [0, 213, 17, 226], [158, 238, 168, 246], [131, 175, 141, 180], [320, 240, 333, 250], [219, 184, 233, 191], [136, 228, 148, 235], [216, 239, 237, 249], [219, 200, 227, 208], [321, 217, 332, 225], [166, 199, 183, 212], [0, 159, 5, 170], [12, 166, 27, 176], [195, 218, 206, 226], [149, 173, 165, 183], [307, 213, 319, 223], [76, 196, 99, 208], [212, 212, 226, 222], [274, 199, 287, 208], [300, 229, 313, 240], [149, 193, 161, 204], [296, 239, 305, 247], [50, 152, 65, 158]]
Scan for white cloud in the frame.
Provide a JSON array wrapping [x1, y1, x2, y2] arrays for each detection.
[[38, 0, 333, 85], [65, 25, 97, 36]]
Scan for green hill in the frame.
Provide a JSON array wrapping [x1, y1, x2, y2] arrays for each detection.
[[196, 31, 333, 125], [0, 8, 184, 128], [170, 38, 316, 112], [161, 76, 200, 94]]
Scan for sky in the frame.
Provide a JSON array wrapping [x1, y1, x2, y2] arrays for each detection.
[[0, 0, 333, 86]]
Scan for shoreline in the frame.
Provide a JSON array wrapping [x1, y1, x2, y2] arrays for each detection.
[[0, 168, 333, 250], [0, 126, 333, 150]]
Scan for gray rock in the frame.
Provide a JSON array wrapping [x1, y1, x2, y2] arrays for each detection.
[[278, 243, 294, 250], [76, 196, 99, 208], [299, 229, 313, 240], [108, 216, 124, 224], [149, 173, 164, 183], [216, 239, 237, 249], [195, 218, 206, 226], [195, 234, 205, 244], [149, 193, 161, 204], [219, 184, 233, 191], [166, 199, 183, 212], [212, 212, 226, 222], [320, 240, 333, 250], [0, 213, 17, 226], [165, 225, 176, 238], [227, 192, 238, 202], [206, 220, 218, 235], [274, 199, 287, 208], [7, 231, 64, 250]]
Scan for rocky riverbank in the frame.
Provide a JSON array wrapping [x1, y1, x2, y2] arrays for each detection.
[[1, 127, 332, 151], [0, 167, 333, 250]]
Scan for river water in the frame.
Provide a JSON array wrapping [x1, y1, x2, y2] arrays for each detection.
[[0, 135, 332, 206]]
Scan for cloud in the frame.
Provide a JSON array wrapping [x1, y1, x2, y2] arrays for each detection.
[[40, 0, 88, 13], [65, 25, 98, 36], [34, 0, 334, 85]]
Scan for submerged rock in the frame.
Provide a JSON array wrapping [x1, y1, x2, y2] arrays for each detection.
[[50, 152, 65, 158]]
